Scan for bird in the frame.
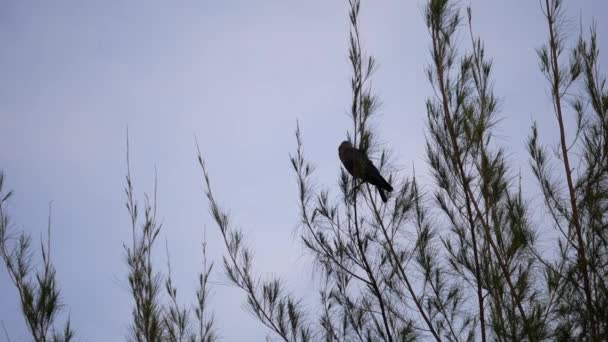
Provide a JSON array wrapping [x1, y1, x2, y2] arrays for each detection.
[[338, 141, 393, 202]]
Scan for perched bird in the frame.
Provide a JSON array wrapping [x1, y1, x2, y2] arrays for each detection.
[[338, 141, 393, 202]]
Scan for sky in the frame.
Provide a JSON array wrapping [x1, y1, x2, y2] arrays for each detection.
[[1, 1, 607, 341]]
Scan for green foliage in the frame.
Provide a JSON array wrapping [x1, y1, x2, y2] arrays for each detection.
[[124, 142, 164, 342], [124, 137, 218, 342], [425, 1, 544, 340], [196, 142, 312, 342], [528, 1, 608, 340], [0, 172, 74, 342]]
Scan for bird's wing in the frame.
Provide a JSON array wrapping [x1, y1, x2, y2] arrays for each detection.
[[364, 158, 382, 179], [340, 149, 355, 174], [351, 148, 374, 178]]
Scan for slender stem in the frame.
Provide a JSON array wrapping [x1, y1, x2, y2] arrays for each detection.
[[366, 186, 443, 341], [351, 172, 393, 342], [1, 321, 11, 342], [544, 1, 597, 339], [465, 17, 489, 341], [430, 25, 531, 332], [464, 191, 487, 342]]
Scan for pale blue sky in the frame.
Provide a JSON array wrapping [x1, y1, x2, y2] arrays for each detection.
[[1, 1, 607, 341]]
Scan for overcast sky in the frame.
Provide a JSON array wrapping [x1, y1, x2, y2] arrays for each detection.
[[1, 1, 607, 341]]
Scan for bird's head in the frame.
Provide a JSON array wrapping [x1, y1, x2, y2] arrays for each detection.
[[339, 140, 352, 153], [338, 141, 353, 160]]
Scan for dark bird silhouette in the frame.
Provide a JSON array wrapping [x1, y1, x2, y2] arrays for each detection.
[[338, 141, 393, 202]]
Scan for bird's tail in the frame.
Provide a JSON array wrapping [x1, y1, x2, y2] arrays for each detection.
[[378, 187, 388, 203], [379, 176, 393, 192]]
